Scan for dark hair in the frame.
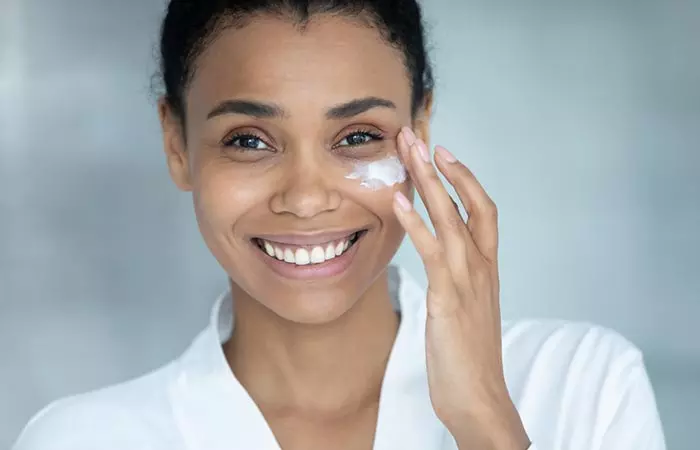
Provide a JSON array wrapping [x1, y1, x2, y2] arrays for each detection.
[[158, 0, 434, 123]]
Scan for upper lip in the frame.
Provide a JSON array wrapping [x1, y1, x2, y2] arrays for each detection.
[[253, 228, 366, 246]]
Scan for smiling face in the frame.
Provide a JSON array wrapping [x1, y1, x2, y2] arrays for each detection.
[[159, 13, 430, 324]]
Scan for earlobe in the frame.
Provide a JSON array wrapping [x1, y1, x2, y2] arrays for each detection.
[[158, 98, 193, 192]]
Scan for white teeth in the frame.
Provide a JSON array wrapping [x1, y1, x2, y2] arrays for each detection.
[[259, 233, 360, 266], [295, 248, 310, 265], [284, 248, 295, 263], [310, 246, 326, 264]]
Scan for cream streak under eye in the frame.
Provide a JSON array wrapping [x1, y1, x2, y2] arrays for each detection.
[[345, 155, 407, 190]]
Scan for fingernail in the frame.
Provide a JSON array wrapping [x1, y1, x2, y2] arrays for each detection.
[[394, 191, 413, 212], [413, 139, 431, 163], [401, 127, 416, 146], [435, 145, 457, 163]]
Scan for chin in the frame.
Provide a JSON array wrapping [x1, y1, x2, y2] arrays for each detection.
[[261, 285, 360, 325]]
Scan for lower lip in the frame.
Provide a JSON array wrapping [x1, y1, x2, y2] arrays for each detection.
[[252, 234, 364, 281]]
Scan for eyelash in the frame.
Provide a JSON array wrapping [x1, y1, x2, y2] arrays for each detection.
[[334, 129, 384, 149], [221, 129, 384, 151], [221, 132, 270, 151]]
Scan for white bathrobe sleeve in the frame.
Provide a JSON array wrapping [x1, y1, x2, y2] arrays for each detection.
[[525, 355, 666, 450], [594, 358, 666, 449]]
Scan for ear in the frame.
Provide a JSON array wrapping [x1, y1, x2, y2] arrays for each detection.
[[158, 97, 193, 191], [412, 90, 433, 147]]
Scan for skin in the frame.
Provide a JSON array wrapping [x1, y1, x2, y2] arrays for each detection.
[[395, 132, 530, 450], [159, 12, 529, 450]]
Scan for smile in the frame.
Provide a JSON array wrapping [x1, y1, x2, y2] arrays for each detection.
[[251, 229, 368, 280], [253, 230, 365, 266]]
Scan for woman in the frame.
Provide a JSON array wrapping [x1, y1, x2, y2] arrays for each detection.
[[13, 1, 666, 449]]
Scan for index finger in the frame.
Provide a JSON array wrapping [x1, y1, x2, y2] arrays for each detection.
[[434, 145, 499, 263]]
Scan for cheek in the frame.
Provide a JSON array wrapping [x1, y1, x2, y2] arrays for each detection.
[[347, 177, 412, 229], [343, 155, 408, 191], [359, 184, 410, 263], [339, 152, 412, 210], [191, 164, 268, 234]]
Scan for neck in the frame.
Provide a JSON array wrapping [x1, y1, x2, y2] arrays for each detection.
[[224, 269, 400, 418]]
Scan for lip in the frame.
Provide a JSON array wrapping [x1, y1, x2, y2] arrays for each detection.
[[253, 227, 367, 246], [251, 230, 367, 280]]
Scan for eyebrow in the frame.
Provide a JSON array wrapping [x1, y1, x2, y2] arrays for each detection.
[[206, 96, 396, 120], [326, 97, 396, 119], [207, 100, 285, 119]]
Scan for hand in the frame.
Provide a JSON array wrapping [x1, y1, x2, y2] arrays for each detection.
[[392, 128, 530, 450]]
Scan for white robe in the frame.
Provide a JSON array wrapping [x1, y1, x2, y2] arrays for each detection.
[[12, 266, 666, 449]]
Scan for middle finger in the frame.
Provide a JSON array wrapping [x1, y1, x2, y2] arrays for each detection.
[[399, 129, 468, 263]]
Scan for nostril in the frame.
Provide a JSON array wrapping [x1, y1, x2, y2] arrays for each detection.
[[269, 180, 342, 218]]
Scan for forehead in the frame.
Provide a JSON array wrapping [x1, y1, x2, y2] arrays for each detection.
[[186, 14, 413, 119]]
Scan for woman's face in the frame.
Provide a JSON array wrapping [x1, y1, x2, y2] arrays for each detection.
[[159, 14, 429, 324]]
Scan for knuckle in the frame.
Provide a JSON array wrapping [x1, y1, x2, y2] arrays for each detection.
[[425, 170, 442, 184], [482, 198, 498, 220], [444, 213, 464, 231], [424, 245, 445, 264]]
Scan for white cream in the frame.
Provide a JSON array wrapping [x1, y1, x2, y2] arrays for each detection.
[[345, 155, 407, 190]]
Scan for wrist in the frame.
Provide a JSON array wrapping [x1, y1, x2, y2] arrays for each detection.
[[449, 393, 530, 450]]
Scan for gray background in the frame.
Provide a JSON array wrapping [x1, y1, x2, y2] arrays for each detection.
[[1, 0, 698, 448]]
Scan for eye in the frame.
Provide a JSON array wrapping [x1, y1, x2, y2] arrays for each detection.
[[222, 133, 271, 151], [336, 130, 383, 148]]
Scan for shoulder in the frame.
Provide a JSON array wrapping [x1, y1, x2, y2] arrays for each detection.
[[502, 318, 643, 366], [502, 320, 666, 448], [502, 319, 646, 391], [12, 363, 179, 450]]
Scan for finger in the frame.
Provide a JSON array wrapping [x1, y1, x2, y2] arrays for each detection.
[[392, 190, 456, 295], [397, 129, 431, 218], [398, 129, 471, 275], [450, 196, 462, 216], [434, 145, 499, 263], [398, 130, 461, 235], [396, 128, 410, 167], [396, 128, 415, 185], [404, 138, 470, 269]]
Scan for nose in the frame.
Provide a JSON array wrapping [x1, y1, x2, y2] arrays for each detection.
[[269, 152, 342, 218]]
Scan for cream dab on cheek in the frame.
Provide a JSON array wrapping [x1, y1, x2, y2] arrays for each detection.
[[345, 155, 407, 190]]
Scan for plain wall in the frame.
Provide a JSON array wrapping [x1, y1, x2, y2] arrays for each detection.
[[1, 0, 698, 448]]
